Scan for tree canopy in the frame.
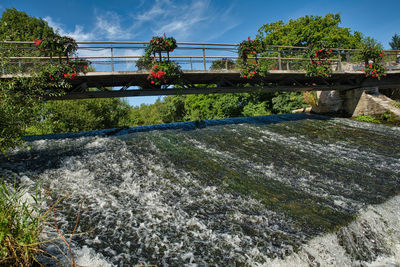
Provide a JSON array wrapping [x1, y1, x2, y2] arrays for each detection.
[[389, 34, 400, 50], [256, 13, 363, 48]]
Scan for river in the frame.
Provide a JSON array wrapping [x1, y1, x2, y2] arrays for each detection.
[[0, 114, 399, 266]]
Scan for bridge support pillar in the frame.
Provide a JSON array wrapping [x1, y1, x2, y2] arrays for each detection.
[[312, 87, 390, 117]]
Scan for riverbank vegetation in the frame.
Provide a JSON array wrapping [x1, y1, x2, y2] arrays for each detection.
[[0, 182, 45, 266]]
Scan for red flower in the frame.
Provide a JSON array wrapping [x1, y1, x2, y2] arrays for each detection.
[[64, 73, 69, 78], [243, 74, 247, 78], [252, 71, 256, 74], [154, 64, 158, 68], [83, 65, 87, 69], [151, 81, 155, 84]]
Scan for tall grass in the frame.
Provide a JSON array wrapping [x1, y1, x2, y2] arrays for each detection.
[[0, 181, 46, 266]]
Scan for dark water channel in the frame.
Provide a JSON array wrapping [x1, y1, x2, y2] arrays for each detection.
[[1, 114, 399, 266]]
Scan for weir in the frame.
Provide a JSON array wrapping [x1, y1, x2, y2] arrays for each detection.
[[1, 114, 399, 266]]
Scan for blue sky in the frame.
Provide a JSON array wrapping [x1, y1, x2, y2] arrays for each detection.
[[1, 0, 400, 106]]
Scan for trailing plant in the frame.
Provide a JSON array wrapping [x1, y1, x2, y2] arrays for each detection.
[[34, 36, 77, 60], [239, 61, 269, 80], [147, 61, 183, 86], [361, 63, 386, 80], [306, 48, 333, 78], [361, 44, 387, 79], [136, 46, 153, 71], [238, 37, 264, 63]]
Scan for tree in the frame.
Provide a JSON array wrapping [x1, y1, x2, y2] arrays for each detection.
[[210, 58, 236, 70], [0, 8, 56, 41], [256, 13, 363, 48], [0, 8, 136, 152], [26, 99, 133, 135], [389, 34, 400, 50]]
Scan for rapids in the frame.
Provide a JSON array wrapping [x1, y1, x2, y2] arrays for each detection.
[[0, 114, 399, 266]]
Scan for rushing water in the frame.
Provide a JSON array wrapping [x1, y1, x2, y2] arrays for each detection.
[[1, 114, 399, 266]]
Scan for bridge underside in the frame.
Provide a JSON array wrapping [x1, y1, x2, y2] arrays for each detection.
[[6, 70, 400, 100]]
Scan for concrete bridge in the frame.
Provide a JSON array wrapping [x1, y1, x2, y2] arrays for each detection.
[[2, 41, 400, 116]]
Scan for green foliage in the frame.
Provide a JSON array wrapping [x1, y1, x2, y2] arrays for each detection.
[[34, 36, 78, 59], [238, 37, 264, 61], [0, 8, 56, 42], [26, 98, 133, 135], [256, 13, 362, 48], [362, 63, 386, 79], [389, 34, 400, 50], [136, 46, 153, 71], [210, 58, 236, 70], [149, 35, 177, 53], [147, 61, 183, 86], [271, 92, 307, 114], [0, 77, 45, 153], [360, 40, 386, 79], [306, 48, 334, 78], [159, 95, 186, 123], [0, 182, 45, 266], [355, 115, 381, 123]]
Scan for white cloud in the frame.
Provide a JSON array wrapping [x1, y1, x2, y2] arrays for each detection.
[[43, 0, 240, 42], [94, 12, 135, 40], [44, 16, 95, 41]]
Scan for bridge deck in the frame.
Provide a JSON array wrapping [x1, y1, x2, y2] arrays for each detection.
[[48, 70, 400, 100]]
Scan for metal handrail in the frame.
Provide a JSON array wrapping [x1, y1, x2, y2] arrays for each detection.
[[1, 41, 399, 72]]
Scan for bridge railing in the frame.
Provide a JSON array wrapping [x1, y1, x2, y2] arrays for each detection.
[[1, 41, 400, 74]]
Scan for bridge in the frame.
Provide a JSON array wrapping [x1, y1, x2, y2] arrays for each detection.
[[1, 41, 400, 101]]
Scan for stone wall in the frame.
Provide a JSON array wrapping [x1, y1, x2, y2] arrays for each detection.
[[311, 88, 400, 117]]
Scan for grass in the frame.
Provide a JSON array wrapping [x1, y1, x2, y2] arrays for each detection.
[[354, 115, 381, 124], [0, 181, 46, 266], [0, 180, 86, 266]]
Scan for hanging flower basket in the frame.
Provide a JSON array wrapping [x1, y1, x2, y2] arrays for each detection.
[[149, 35, 177, 61], [238, 37, 264, 62], [361, 45, 387, 79], [34, 36, 77, 59], [306, 48, 333, 78], [146, 61, 182, 86]]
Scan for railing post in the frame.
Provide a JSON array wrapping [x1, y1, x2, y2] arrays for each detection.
[[190, 57, 193, 70], [337, 49, 342, 71], [111, 47, 115, 72], [225, 59, 228, 70], [286, 61, 290, 70], [202, 47, 206, 71], [345, 51, 350, 63], [278, 51, 282, 70]]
